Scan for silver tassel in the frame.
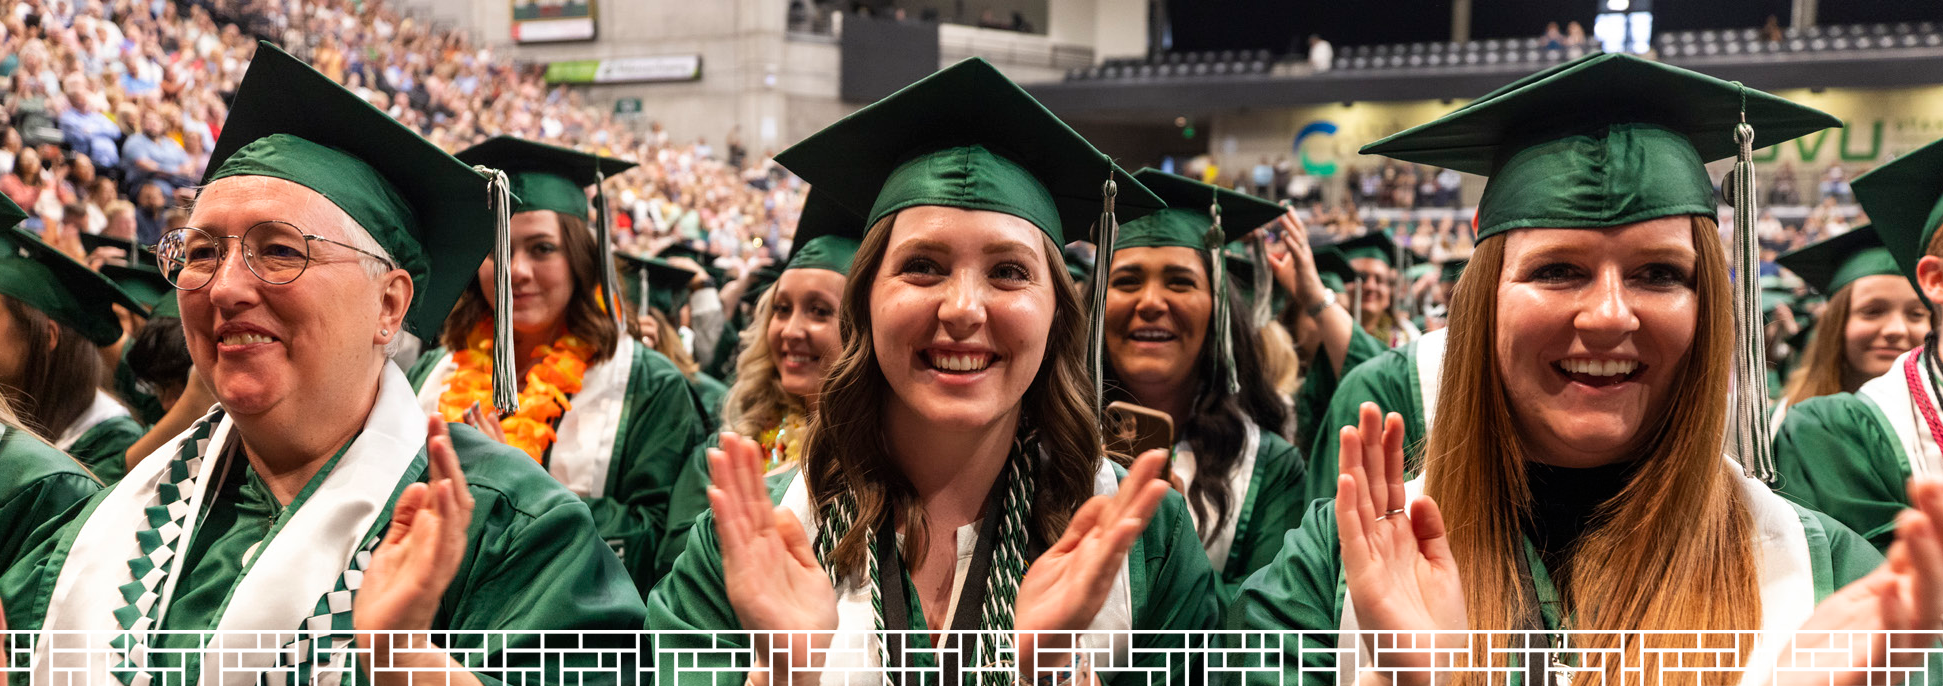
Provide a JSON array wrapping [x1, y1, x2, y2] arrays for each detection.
[[1248, 230, 1273, 327], [593, 168, 624, 325], [1087, 179, 1119, 420], [476, 165, 520, 416], [1206, 194, 1239, 395], [1727, 110, 1776, 483]]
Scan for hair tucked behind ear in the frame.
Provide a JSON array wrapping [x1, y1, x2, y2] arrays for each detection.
[[800, 212, 1103, 578], [1422, 216, 1758, 686]]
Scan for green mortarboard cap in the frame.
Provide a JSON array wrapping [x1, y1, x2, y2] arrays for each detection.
[[1362, 53, 1839, 242], [99, 263, 177, 318], [205, 42, 522, 415], [1065, 247, 1092, 283], [785, 190, 863, 276], [774, 57, 1162, 245], [0, 224, 144, 346], [1116, 169, 1284, 252], [455, 136, 636, 221], [1314, 245, 1355, 293], [205, 42, 497, 340], [78, 232, 144, 265], [744, 264, 782, 307], [1776, 225, 1900, 296], [1854, 137, 1943, 291], [621, 253, 699, 318], [1439, 258, 1469, 284], [1334, 232, 1399, 267], [1406, 262, 1435, 282], [457, 136, 639, 326]]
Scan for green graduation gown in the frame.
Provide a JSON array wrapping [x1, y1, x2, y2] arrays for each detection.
[[1302, 327, 1447, 508], [654, 433, 720, 581], [2, 363, 648, 686], [407, 334, 710, 594], [1773, 349, 1937, 551], [688, 370, 729, 426], [1170, 417, 1305, 607], [0, 424, 100, 569], [1293, 326, 1389, 454], [645, 462, 1221, 686], [1228, 468, 1883, 686], [54, 388, 144, 485]]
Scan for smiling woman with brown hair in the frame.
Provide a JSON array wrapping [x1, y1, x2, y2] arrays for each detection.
[[1234, 53, 1943, 686], [647, 58, 1218, 686]]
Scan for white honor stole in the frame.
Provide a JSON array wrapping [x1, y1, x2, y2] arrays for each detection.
[[1169, 418, 1261, 574], [1854, 349, 1942, 479], [54, 389, 134, 450], [415, 335, 637, 498], [35, 362, 425, 686], [1414, 328, 1448, 433], [776, 461, 1136, 686], [1333, 461, 1821, 685]]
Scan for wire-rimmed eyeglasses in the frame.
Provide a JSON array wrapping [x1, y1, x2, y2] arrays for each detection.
[[153, 221, 396, 290]]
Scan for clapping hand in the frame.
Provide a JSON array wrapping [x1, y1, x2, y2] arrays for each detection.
[[1263, 209, 1331, 313], [1776, 476, 1943, 686], [709, 432, 836, 681], [1014, 449, 1171, 681], [355, 417, 477, 685], [1337, 403, 1467, 686]]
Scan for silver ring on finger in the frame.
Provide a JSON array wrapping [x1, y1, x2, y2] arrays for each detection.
[[1376, 508, 1406, 521]]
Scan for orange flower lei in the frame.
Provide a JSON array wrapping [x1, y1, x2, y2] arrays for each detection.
[[436, 320, 597, 463]]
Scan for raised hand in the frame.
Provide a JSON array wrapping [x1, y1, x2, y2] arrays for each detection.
[[1263, 209, 1330, 312], [1014, 449, 1171, 679], [708, 432, 836, 676], [1336, 403, 1467, 686], [1776, 476, 1943, 686], [355, 417, 479, 686]]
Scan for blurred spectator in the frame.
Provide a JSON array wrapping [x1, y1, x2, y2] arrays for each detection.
[[103, 199, 137, 242], [1, 146, 55, 217], [121, 108, 194, 196], [132, 180, 167, 245], [1770, 161, 1802, 205], [1251, 157, 1274, 197], [57, 75, 121, 170], [1820, 165, 1853, 203], [1564, 22, 1586, 49], [1543, 22, 1565, 50], [1763, 15, 1785, 43], [1308, 34, 1333, 73]]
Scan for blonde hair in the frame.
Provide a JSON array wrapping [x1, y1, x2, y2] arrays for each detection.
[[717, 287, 805, 436], [644, 307, 702, 379], [1257, 320, 1301, 399], [1422, 216, 1759, 686]]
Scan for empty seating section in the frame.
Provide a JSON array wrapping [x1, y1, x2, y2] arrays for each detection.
[[1064, 23, 1941, 82]]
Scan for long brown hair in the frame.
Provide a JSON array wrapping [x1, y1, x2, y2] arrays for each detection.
[[801, 213, 1103, 578], [1421, 216, 1760, 686], [1, 294, 108, 439], [439, 212, 621, 363], [1780, 286, 1852, 406]]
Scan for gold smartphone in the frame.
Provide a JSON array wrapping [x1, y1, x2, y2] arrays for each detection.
[[1104, 401, 1175, 458]]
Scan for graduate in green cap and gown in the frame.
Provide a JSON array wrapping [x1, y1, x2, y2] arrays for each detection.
[[1232, 53, 1942, 686], [653, 189, 863, 579], [0, 196, 106, 569], [617, 252, 731, 422], [0, 212, 147, 485], [1770, 226, 1926, 433], [403, 135, 708, 595], [1775, 136, 1943, 552], [0, 43, 645, 686], [1095, 168, 1303, 605], [1335, 231, 1421, 347], [647, 57, 1217, 686]]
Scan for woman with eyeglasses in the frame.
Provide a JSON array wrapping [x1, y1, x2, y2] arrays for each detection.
[[1234, 54, 1943, 686], [0, 46, 645, 686], [647, 58, 1218, 686], [406, 136, 710, 595], [652, 191, 860, 579]]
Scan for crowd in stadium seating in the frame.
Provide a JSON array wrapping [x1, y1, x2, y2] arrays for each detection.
[[0, 0, 809, 285]]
